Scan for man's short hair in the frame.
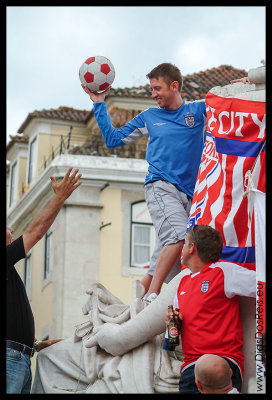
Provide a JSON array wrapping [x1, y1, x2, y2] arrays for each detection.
[[188, 225, 223, 263], [146, 63, 183, 91], [195, 354, 232, 393]]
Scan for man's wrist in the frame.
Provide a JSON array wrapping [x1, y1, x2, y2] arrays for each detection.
[[33, 340, 42, 352], [51, 193, 67, 207]]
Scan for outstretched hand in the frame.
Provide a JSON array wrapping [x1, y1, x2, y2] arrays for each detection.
[[81, 84, 111, 103], [50, 167, 82, 201], [230, 77, 252, 84]]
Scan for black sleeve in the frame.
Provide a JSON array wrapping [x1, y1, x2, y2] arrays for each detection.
[[6, 236, 26, 272]]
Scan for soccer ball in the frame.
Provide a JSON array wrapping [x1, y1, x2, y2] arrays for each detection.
[[79, 56, 115, 93]]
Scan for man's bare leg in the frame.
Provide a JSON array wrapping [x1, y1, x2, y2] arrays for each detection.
[[146, 240, 184, 295]]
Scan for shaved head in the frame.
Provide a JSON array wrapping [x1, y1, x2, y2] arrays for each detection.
[[195, 354, 232, 393]]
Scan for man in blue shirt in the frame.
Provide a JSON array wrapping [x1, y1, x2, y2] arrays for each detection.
[[82, 63, 207, 301]]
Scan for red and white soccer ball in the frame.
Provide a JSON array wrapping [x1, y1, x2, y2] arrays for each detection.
[[79, 56, 115, 93]]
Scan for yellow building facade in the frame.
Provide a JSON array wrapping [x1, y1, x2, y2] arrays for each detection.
[[6, 96, 156, 348]]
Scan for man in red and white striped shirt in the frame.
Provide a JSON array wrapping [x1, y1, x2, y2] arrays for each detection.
[[164, 225, 256, 394]]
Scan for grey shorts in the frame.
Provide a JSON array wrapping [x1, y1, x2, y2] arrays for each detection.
[[144, 180, 191, 282]]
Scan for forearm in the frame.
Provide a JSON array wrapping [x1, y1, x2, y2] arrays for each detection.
[[93, 102, 125, 148], [82, 85, 122, 147], [23, 194, 65, 252], [94, 102, 146, 148], [20, 167, 81, 254]]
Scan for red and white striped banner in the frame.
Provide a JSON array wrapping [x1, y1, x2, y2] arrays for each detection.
[[188, 92, 265, 271], [187, 91, 266, 388]]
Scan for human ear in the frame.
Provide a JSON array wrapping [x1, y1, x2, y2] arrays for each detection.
[[170, 80, 179, 91]]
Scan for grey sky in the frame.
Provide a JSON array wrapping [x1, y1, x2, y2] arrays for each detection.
[[6, 6, 265, 143]]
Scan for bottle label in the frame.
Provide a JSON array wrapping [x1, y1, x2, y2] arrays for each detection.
[[169, 327, 178, 338]]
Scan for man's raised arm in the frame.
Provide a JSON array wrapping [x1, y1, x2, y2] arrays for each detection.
[[22, 167, 81, 254]]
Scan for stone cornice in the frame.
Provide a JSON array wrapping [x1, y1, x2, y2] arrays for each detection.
[[7, 154, 148, 231]]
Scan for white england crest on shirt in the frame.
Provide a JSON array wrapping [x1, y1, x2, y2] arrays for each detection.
[[184, 113, 195, 127], [201, 280, 209, 293]]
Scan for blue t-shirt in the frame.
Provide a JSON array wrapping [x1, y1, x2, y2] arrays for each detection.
[[93, 100, 206, 198]]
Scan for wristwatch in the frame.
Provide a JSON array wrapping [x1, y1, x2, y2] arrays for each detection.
[[33, 340, 42, 352]]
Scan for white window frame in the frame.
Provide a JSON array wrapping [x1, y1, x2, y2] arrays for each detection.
[[27, 136, 37, 184], [130, 201, 155, 268], [9, 160, 18, 208], [24, 251, 32, 300], [43, 228, 53, 284]]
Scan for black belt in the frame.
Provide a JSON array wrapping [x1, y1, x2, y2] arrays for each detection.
[[6, 340, 34, 357]]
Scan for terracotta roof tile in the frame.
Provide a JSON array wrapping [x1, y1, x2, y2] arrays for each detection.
[[107, 64, 247, 101], [18, 106, 91, 133], [6, 134, 29, 153], [179, 64, 247, 100]]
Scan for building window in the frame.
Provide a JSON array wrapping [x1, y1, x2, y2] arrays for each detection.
[[24, 251, 32, 299], [9, 160, 17, 207], [44, 229, 53, 280], [27, 136, 37, 184], [130, 201, 155, 268]]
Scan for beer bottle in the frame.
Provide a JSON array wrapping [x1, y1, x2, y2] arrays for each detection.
[[167, 305, 180, 346]]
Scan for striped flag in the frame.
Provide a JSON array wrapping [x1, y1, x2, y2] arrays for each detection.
[[186, 91, 266, 388], [188, 92, 266, 273]]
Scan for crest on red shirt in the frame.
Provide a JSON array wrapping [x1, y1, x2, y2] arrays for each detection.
[[201, 280, 209, 293]]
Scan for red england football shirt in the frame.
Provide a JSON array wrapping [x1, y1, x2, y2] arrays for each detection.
[[173, 262, 256, 376]]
